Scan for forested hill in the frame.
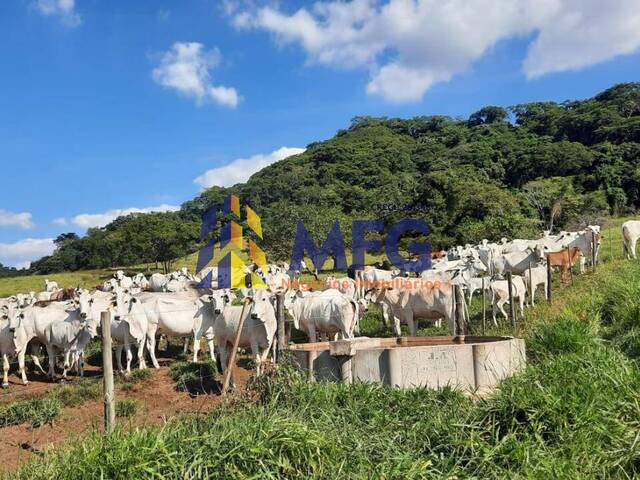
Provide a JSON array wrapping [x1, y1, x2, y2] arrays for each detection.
[[31, 82, 640, 273]]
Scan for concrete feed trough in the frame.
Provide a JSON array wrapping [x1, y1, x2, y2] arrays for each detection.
[[289, 336, 526, 393]]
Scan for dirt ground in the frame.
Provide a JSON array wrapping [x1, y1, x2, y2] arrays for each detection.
[[0, 361, 253, 473]]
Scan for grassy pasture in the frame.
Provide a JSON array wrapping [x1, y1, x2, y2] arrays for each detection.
[[5, 216, 640, 478]]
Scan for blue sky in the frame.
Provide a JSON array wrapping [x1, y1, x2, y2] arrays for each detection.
[[1, 0, 639, 267]]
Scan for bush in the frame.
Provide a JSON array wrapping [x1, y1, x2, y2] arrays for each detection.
[[116, 400, 139, 418], [0, 397, 61, 428], [54, 379, 102, 407], [169, 360, 219, 396], [526, 315, 598, 361]]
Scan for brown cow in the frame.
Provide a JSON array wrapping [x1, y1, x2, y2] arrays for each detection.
[[545, 247, 583, 285]]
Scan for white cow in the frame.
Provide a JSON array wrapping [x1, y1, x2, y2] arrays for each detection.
[[522, 263, 548, 306], [43, 310, 99, 380], [366, 278, 466, 336], [139, 290, 227, 367], [214, 289, 277, 376], [622, 220, 640, 259], [490, 275, 527, 325], [44, 279, 59, 293], [491, 245, 546, 276], [10, 302, 78, 382], [284, 289, 360, 342], [325, 276, 357, 299], [148, 273, 169, 292], [77, 291, 148, 374]]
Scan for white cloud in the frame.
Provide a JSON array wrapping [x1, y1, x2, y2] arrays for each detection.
[[0, 210, 34, 230], [152, 42, 240, 108], [194, 146, 305, 189], [229, 0, 640, 103], [34, 0, 81, 27], [53, 217, 68, 226], [0, 238, 55, 269], [71, 204, 180, 229]]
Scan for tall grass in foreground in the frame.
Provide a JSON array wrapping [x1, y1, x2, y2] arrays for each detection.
[[8, 259, 640, 479]]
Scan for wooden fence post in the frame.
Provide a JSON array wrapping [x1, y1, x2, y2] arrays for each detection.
[[546, 259, 553, 304], [454, 284, 467, 336], [481, 277, 486, 335], [101, 311, 115, 435], [528, 262, 533, 306], [221, 298, 252, 395], [567, 247, 574, 286], [506, 271, 516, 331], [276, 293, 285, 362], [591, 230, 597, 271]]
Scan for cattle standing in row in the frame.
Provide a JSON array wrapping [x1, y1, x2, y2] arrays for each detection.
[[490, 275, 527, 325]]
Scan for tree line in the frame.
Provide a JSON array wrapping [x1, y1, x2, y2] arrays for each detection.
[[27, 82, 640, 274]]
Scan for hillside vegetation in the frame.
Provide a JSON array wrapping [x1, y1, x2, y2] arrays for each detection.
[[25, 82, 640, 273]]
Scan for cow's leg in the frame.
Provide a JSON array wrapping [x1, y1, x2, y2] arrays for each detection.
[[2, 354, 9, 388], [16, 351, 29, 385], [632, 237, 639, 260], [115, 345, 124, 374], [146, 326, 160, 369], [125, 344, 133, 375], [78, 352, 85, 377], [435, 318, 442, 329], [250, 339, 261, 376], [136, 340, 146, 369], [499, 300, 509, 321], [46, 345, 56, 380], [62, 350, 71, 380], [519, 296, 525, 317], [192, 335, 201, 363], [406, 314, 417, 336], [492, 299, 498, 326], [183, 337, 189, 355], [206, 335, 215, 362], [218, 342, 229, 374], [381, 302, 390, 328]]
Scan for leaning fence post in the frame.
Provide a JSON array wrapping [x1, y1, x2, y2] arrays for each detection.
[[506, 271, 516, 331], [546, 259, 553, 303], [101, 311, 115, 434], [221, 297, 251, 395]]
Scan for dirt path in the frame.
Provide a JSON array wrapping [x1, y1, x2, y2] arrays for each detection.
[[0, 365, 253, 473]]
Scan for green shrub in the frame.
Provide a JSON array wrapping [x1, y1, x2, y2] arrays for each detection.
[[54, 379, 102, 407], [526, 315, 598, 360], [115, 400, 139, 418], [169, 360, 218, 395], [0, 397, 61, 428]]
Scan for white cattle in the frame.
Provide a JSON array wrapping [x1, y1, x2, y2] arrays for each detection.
[[284, 289, 360, 342], [44, 279, 59, 293], [10, 302, 78, 382], [148, 273, 168, 292], [139, 290, 227, 367], [215, 289, 277, 376], [491, 245, 546, 276], [43, 309, 99, 380], [522, 263, 548, 306], [490, 275, 527, 325], [366, 278, 466, 336], [102, 278, 119, 292], [77, 291, 148, 375], [622, 220, 640, 259], [325, 276, 357, 299], [1, 304, 24, 387]]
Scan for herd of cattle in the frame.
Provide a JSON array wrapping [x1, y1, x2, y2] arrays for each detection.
[[0, 221, 620, 389]]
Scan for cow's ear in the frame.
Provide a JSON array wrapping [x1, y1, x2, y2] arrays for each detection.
[[19, 313, 24, 319], [130, 298, 138, 303]]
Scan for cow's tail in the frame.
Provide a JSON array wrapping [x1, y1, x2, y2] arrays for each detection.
[[349, 299, 360, 336], [622, 225, 630, 258]]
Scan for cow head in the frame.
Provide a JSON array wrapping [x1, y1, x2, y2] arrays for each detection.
[[249, 290, 275, 322], [76, 292, 95, 320]]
